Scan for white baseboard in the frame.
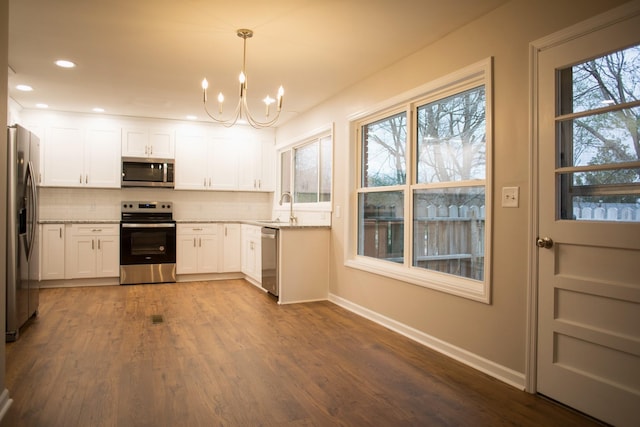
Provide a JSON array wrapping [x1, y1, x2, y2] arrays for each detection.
[[0, 389, 13, 424], [328, 293, 526, 390]]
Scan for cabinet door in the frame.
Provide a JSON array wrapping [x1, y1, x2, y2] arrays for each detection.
[[209, 138, 238, 190], [176, 234, 199, 274], [85, 128, 121, 188], [149, 130, 175, 158], [197, 234, 219, 273], [175, 131, 209, 190], [259, 138, 275, 191], [121, 128, 149, 157], [237, 138, 262, 191], [221, 224, 241, 272], [43, 126, 85, 187], [67, 235, 97, 278], [41, 224, 65, 280], [95, 234, 120, 277]]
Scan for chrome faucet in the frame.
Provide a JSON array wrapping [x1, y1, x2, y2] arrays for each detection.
[[279, 192, 297, 224]]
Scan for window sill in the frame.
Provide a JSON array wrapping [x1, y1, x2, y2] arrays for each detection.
[[344, 256, 490, 303]]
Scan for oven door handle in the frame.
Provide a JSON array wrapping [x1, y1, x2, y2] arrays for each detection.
[[121, 223, 176, 228]]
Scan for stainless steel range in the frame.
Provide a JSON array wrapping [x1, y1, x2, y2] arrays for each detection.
[[120, 201, 176, 284]]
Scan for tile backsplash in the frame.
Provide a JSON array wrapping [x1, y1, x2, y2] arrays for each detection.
[[38, 187, 272, 221]]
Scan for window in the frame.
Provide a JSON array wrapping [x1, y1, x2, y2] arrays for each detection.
[[351, 59, 492, 302], [279, 132, 333, 206], [557, 44, 640, 222]]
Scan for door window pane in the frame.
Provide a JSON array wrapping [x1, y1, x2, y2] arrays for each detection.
[[362, 112, 407, 187], [358, 191, 404, 263], [557, 44, 640, 222], [560, 45, 640, 115]]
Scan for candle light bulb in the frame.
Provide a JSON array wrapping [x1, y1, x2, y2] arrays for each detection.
[[201, 78, 209, 90]]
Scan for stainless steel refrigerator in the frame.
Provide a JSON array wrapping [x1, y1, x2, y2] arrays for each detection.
[[6, 124, 40, 341]]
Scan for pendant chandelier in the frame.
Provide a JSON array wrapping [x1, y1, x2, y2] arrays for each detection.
[[201, 29, 284, 129]]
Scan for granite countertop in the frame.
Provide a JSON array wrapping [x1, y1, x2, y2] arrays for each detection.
[[178, 219, 331, 230], [40, 219, 330, 229], [39, 219, 120, 224]]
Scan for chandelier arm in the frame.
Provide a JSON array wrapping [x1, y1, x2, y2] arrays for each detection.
[[244, 99, 282, 128]]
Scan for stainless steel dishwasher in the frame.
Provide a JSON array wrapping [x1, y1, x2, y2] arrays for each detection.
[[261, 227, 279, 296]]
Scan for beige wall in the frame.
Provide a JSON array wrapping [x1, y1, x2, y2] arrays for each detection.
[[275, 0, 628, 375]]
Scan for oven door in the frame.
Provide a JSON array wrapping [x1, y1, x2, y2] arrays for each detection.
[[120, 222, 176, 265]]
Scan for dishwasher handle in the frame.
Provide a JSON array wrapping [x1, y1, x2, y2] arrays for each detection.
[[261, 227, 278, 238]]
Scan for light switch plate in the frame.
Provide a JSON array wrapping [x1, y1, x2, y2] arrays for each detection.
[[502, 186, 519, 208]]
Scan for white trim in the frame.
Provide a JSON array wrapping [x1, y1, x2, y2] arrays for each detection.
[[346, 58, 493, 303], [526, 0, 640, 394], [329, 293, 525, 389], [276, 122, 333, 150], [0, 389, 13, 423]]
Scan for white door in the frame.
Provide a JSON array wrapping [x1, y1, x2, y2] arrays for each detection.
[[535, 6, 640, 427]]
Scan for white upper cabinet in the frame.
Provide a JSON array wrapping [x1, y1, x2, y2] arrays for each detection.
[[174, 130, 210, 190], [122, 127, 175, 159], [43, 125, 121, 188], [175, 126, 274, 192]]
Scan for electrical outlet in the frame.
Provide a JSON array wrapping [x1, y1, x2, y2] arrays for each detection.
[[502, 187, 519, 208]]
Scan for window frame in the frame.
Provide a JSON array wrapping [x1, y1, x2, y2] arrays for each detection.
[[277, 126, 334, 213], [347, 58, 493, 303]]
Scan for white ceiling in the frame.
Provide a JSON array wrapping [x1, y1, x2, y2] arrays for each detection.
[[8, 0, 508, 125]]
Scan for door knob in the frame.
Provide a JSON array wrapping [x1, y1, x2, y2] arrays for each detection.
[[536, 237, 554, 249]]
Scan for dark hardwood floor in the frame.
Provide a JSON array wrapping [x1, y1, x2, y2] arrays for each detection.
[[3, 280, 599, 426]]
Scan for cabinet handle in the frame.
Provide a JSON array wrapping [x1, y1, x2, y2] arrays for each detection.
[[59, 227, 62, 239], [98, 239, 101, 250], [208, 178, 211, 187], [204, 177, 207, 187], [80, 174, 83, 184], [149, 145, 153, 155], [199, 237, 202, 247], [225, 227, 227, 237], [193, 237, 196, 247], [92, 239, 95, 250]]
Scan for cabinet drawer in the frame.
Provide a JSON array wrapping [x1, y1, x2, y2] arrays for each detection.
[[177, 224, 218, 235], [67, 224, 119, 235], [241, 224, 261, 238]]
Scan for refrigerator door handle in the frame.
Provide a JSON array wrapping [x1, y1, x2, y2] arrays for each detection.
[[25, 161, 38, 261]]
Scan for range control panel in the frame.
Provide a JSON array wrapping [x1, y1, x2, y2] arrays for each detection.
[[121, 201, 173, 214]]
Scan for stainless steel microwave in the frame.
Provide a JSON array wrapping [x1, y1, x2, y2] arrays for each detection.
[[121, 157, 175, 188]]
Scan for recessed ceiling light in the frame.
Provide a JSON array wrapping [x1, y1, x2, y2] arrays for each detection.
[[92, 107, 105, 113], [186, 115, 197, 120], [55, 59, 76, 68], [36, 103, 49, 109], [16, 84, 33, 91]]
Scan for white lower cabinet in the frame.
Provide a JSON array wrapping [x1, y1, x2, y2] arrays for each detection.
[[64, 224, 120, 279], [40, 224, 66, 280], [177, 224, 219, 274], [220, 223, 241, 273], [241, 224, 261, 283]]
